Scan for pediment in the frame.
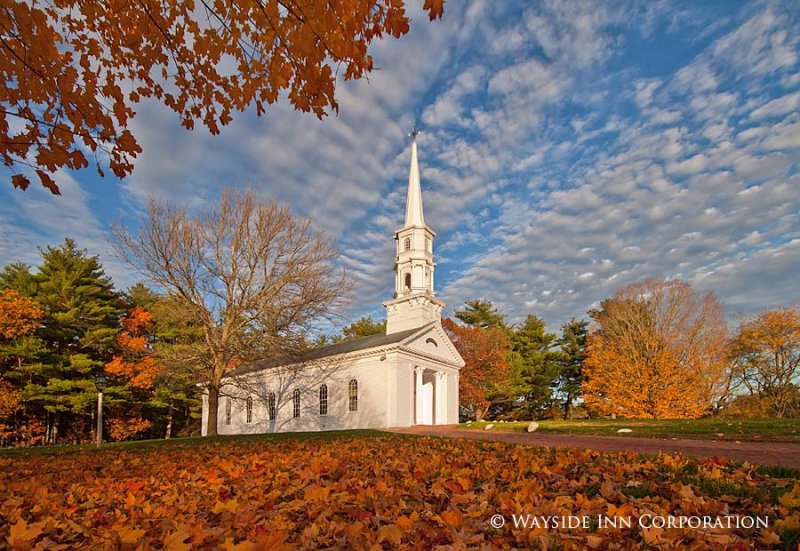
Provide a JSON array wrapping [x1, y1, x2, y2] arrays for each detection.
[[399, 323, 465, 368]]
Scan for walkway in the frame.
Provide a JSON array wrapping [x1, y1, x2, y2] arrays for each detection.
[[388, 425, 800, 467]]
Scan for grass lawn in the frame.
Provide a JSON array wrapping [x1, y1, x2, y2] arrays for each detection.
[[459, 418, 800, 442], [0, 428, 389, 458], [2, 430, 799, 549]]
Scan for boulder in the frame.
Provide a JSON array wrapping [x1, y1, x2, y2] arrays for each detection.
[[527, 422, 539, 433], [484, 423, 495, 431], [617, 428, 633, 433]]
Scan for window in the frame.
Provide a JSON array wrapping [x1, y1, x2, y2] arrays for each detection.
[[319, 384, 328, 416], [425, 337, 438, 347], [268, 392, 276, 421], [404, 273, 411, 291], [404, 237, 411, 251], [348, 379, 358, 412], [292, 389, 301, 418], [225, 398, 232, 425], [246, 396, 253, 423]]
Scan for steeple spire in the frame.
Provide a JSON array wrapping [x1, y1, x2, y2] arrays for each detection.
[[384, 132, 443, 334], [404, 132, 425, 228]]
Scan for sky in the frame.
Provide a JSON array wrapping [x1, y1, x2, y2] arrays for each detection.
[[1, 0, 799, 334]]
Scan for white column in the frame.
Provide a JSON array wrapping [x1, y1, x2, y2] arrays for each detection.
[[414, 366, 423, 425], [435, 372, 447, 425]]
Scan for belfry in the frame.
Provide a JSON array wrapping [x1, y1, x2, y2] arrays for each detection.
[[384, 134, 445, 334]]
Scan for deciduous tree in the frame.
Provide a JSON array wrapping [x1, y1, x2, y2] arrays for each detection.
[[2, 0, 444, 194], [443, 318, 511, 421], [111, 189, 349, 436], [729, 304, 800, 418], [583, 278, 728, 419]]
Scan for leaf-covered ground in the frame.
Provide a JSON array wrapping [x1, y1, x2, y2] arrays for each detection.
[[1, 432, 799, 549]]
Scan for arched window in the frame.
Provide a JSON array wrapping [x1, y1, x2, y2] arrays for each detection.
[[268, 392, 276, 421], [292, 389, 301, 418], [404, 237, 411, 251], [404, 273, 411, 291], [246, 396, 253, 423], [319, 384, 328, 416], [348, 379, 358, 412], [225, 397, 232, 425]]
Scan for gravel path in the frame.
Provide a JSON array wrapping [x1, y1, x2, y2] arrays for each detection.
[[388, 425, 800, 467]]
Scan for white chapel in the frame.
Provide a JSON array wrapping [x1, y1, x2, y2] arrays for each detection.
[[201, 138, 464, 435]]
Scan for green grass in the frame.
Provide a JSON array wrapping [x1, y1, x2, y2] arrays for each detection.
[[458, 418, 800, 442], [0, 429, 391, 458]]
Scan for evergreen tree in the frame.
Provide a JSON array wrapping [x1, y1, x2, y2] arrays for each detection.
[[335, 316, 386, 342], [455, 299, 507, 329], [509, 314, 559, 419], [554, 319, 588, 419], [0, 262, 38, 297], [24, 239, 123, 443]]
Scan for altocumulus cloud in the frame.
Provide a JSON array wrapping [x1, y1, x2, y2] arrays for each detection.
[[0, 0, 797, 331]]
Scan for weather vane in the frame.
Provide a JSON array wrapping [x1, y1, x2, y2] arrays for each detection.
[[409, 125, 421, 141]]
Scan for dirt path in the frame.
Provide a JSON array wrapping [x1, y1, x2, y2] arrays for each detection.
[[388, 426, 800, 467]]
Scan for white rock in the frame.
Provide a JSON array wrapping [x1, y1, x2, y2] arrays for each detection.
[[715, 433, 724, 437], [617, 428, 633, 433], [527, 422, 539, 433], [484, 423, 495, 431]]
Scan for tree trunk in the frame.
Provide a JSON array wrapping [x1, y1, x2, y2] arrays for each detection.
[[475, 406, 489, 422], [165, 411, 173, 439], [563, 394, 571, 420], [206, 385, 219, 436]]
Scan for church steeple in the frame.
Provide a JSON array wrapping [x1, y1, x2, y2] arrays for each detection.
[[384, 132, 444, 335], [405, 140, 425, 227]]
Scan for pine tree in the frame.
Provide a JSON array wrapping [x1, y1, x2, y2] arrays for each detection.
[[334, 316, 386, 342], [455, 300, 507, 329], [554, 319, 588, 419], [24, 239, 123, 443], [0, 262, 38, 297], [509, 314, 559, 419]]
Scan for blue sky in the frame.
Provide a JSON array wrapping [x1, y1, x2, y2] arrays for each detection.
[[1, 0, 798, 333]]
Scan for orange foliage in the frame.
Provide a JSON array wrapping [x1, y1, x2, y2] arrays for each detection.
[[0, 289, 43, 340], [0, 380, 22, 440], [0, 436, 795, 549], [730, 304, 800, 417], [2, 0, 444, 193], [107, 417, 152, 441], [105, 307, 163, 389], [583, 279, 728, 419], [443, 318, 511, 421]]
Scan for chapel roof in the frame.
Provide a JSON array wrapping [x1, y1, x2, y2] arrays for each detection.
[[224, 324, 429, 379]]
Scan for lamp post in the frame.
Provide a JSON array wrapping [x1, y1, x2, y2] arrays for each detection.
[[95, 373, 107, 447]]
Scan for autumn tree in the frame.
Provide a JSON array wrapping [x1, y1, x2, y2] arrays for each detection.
[[112, 189, 349, 436], [125, 284, 204, 439], [443, 318, 512, 421], [2, 0, 444, 194], [0, 289, 43, 443], [583, 278, 728, 419], [728, 304, 800, 418], [554, 318, 588, 419]]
